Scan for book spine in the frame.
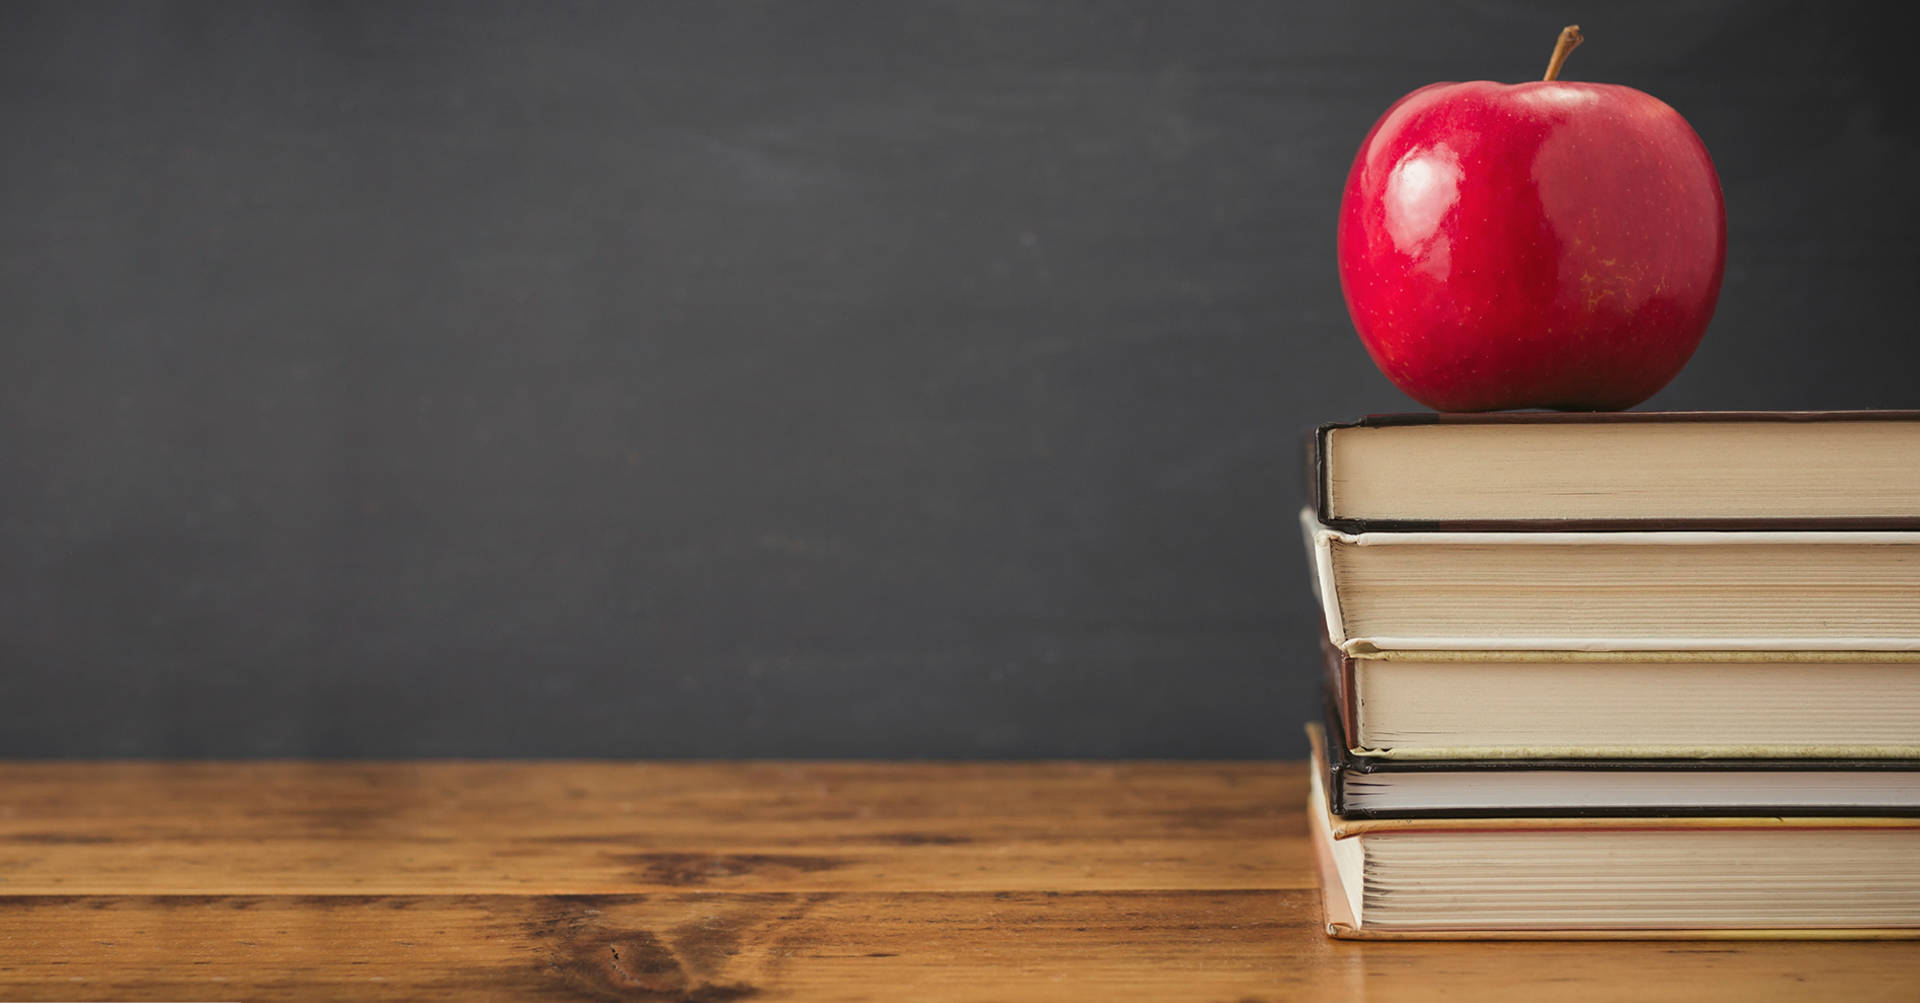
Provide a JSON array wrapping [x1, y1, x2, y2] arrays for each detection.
[[1319, 637, 1358, 751], [1326, 741, 1349, 816]]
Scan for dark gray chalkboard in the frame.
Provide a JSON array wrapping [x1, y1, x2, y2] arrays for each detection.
[[2, 1, 1915, 756]]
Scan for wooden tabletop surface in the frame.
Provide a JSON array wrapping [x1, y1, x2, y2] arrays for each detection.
[[1, 761, 1915, 1001]]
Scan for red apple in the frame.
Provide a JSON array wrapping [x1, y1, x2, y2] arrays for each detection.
[[1337, 27, 1725, 412]]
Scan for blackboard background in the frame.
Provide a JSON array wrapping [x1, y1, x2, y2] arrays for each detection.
[[3, 1, 1915, 756]]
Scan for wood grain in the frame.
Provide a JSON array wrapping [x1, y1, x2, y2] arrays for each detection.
[[1, 761, 1916, 1001]]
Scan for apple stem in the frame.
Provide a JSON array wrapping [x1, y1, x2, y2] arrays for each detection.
[[1543, 25, 1583, 81]]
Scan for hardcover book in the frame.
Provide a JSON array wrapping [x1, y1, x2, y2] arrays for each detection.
[[1308, 739, 1920, 940], [1311, 411, 1920, 532], [1310, 721, 1920, 819], [1301, 509, 1920, 652], [1320, 640, 1920, 760]]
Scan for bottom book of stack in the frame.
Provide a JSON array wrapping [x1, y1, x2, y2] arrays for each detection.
[[1307, 725, 1920, 939]]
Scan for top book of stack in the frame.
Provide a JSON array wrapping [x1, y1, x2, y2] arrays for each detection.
[[1311, 411, 1920, 532]]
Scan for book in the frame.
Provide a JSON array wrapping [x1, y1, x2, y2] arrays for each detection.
[[1311, 411, 1920, 532], [1321, 641, 1920, 760], [1307, 739, 1920, 939], [1311, 721, 1920, 818], [1301, 509, 1920, 652]]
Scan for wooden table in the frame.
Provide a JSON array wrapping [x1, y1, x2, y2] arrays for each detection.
[[1, 762, 1914, 1001]]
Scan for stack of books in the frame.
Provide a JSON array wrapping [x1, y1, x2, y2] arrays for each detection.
[[1299, 411, 1920, 939]]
